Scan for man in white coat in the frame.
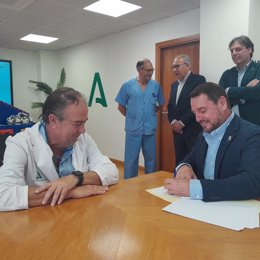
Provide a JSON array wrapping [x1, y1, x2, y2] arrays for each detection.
[[0, 87, 119, 211]]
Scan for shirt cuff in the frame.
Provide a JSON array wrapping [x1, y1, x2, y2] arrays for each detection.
[[175, 163, 191, 172], [190, 179, 203, 200], [179, 120, 185, 127], [171, 119, 176, 125]]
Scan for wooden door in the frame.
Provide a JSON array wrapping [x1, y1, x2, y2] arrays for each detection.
[[155, 35, 200, 172]]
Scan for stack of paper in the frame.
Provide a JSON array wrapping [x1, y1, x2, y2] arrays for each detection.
[[146, 186, 260, 231]]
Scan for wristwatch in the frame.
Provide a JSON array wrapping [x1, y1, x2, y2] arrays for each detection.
[[72, 171, 84, 186]]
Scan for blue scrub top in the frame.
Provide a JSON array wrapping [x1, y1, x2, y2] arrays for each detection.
[[115, 78, 164, 135]]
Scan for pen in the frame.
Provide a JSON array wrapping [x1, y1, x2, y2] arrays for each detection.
[[173, 168, 177, 178]]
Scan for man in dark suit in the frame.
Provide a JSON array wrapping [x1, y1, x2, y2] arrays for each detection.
[[164, 82, 260, 202], [167, 54, 206, 164], [219, 35, 260, 126]]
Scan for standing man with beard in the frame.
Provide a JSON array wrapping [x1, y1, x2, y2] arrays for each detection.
[[168, 54, 206, 164], [164, 83, 260, 202], [116, 58, 164, 179], [219, 35, 260, 126]]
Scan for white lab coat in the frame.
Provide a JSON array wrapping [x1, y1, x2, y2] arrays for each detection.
[[0, 122, 119, 211]]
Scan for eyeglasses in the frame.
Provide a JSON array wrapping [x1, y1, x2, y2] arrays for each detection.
[[171, 63, 186, 70], [142, 68, 154, 73]]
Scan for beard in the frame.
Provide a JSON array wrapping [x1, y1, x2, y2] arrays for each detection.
[[199, 113, 224, 133]]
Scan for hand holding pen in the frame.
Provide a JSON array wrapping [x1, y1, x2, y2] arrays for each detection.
[[172, 165, 197, 180], [173, 168, 177, 178]]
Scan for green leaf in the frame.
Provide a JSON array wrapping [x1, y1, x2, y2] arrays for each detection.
[[31, 102, 44, 109], [29, 80, 53, 95], [29, 68, 66, 110], [57, 68, 66, 88]]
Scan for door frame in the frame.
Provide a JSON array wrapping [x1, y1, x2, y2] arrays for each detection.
[[155, 34, 200, 170]]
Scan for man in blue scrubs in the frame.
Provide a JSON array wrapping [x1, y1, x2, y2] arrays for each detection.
[[115, 58, 164, 179]]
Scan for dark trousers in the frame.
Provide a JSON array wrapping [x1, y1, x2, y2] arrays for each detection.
[[173, 133, 198, 165]]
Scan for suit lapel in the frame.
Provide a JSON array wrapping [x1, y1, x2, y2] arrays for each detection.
[[170, 81, 179, 106], [241, 61, 257, 86], [177, 73, 193, 105], [214, 116, 240, 178]]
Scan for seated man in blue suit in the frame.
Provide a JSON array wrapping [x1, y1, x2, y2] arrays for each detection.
[[164, 82, 260, 202], [219, 35, 260, 126]]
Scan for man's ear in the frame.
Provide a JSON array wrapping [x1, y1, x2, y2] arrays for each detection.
[[218, 96, 228, 110], [48, 114, 58, 127], [249, 47, 253, 56]]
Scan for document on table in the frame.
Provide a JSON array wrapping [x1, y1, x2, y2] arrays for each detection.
[[146, 186, 260, 231], [146, 186, 179, 203], [163, 198, 260, 231]]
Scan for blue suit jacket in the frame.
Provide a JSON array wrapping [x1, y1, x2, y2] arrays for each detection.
[[167, 72, 206, 136], [219, 61, 260, 126], [180, 115, 260, 201]]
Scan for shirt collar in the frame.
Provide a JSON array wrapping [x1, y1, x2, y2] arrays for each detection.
[[39, 120, 48, 142], [236, 60, 252, 72], [178, 71, 191, 84], [203, 112, 234, 141]]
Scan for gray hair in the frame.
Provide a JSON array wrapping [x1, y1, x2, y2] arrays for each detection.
[[136, 58, 152, 71], [174, 54, 191, 65], [42, 87, 87, 123]]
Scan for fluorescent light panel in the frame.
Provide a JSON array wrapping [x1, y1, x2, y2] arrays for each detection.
[[84, 0, 141, 18], [20, 34, 58, 44]]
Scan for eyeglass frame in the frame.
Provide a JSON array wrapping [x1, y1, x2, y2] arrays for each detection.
[[142, 68, 154, 73], [171, 63, 187, 70]]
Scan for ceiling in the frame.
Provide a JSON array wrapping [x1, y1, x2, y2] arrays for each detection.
[[0, 0, 200, 52]]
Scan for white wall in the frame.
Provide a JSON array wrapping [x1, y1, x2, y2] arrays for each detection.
[[58, 9, 200, 163], [249, 0, 260, 61], [2, 2, 258, 166], [0, 48, 39, 120], [37, 50, 60, 87], [0, 48, 60, 120], [200, 0, 250, 83]]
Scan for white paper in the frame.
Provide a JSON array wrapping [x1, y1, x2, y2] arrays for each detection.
[[146, 186, 179, 202], [163, 198, 260, 231]]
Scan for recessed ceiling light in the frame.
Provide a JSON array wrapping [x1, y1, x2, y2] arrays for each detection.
[[20, 34, 58, 44], [84, 0, 141, 18]]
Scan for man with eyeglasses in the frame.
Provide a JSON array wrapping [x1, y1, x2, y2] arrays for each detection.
[[115, 58, 164, 179], [219, 35, 260, 126], [0, 87, 119, 211], [168, 54, 206, 165]]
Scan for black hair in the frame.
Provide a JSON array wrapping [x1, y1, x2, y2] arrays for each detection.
[[190, 82, 230, 109]]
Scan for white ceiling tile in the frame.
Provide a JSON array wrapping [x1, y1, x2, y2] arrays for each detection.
[[51, 0, 96, 9], [102, 18, 138, 34], [0, 0, 23, 7], [149, 0, 200, 16], [66, 9, 115, 26], [8, 11, 56, 26], [0, 7, 16, 21], [121, 6, 169, 24], [0, 0, 200, 51], [24, 0, 77, 19]]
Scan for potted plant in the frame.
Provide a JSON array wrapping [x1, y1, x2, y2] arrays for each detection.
[[30, 68, 66, 111]]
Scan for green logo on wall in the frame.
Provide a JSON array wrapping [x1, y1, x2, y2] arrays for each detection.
[[88, 72, 107, 107]]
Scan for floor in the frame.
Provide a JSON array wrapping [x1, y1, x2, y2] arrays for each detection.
[[112, 159, 145, 180]]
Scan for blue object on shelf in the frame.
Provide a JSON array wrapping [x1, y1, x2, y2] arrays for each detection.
[[0, 100, 34, 135]]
